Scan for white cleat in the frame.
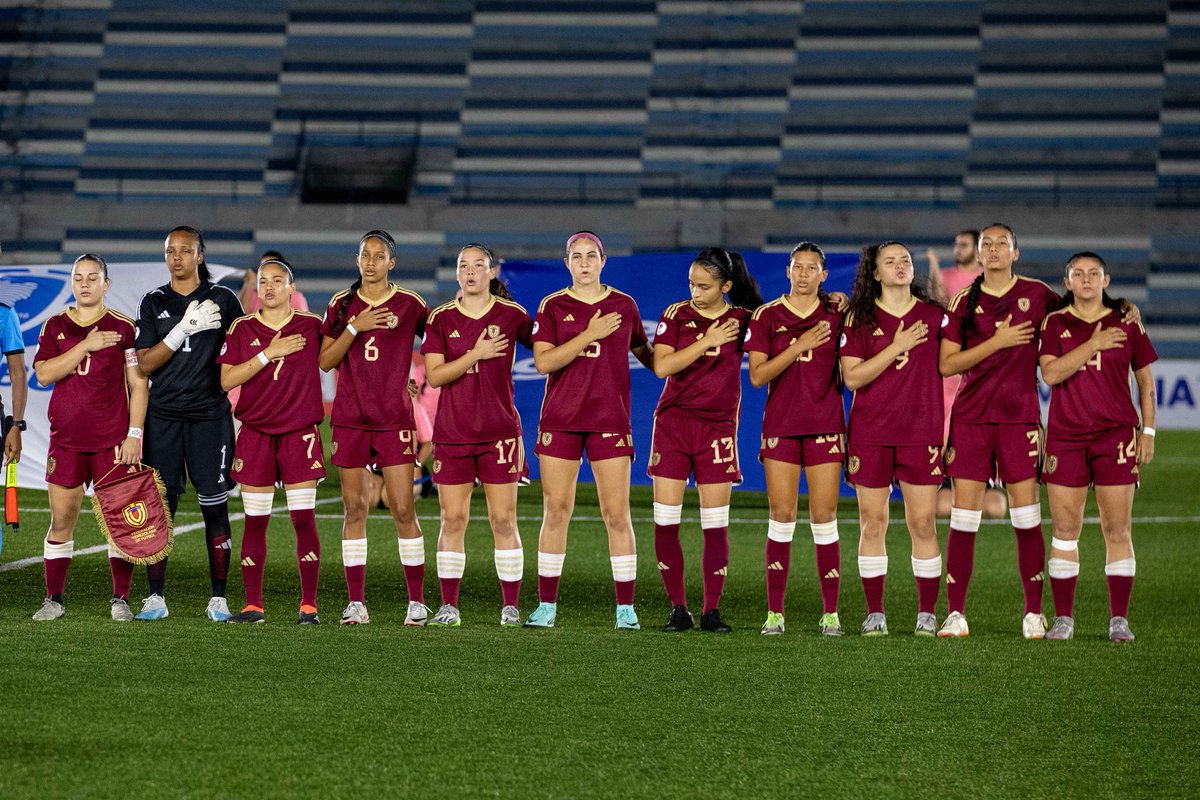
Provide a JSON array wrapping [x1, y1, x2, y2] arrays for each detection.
[[405, 600, 431, 626], [33, 598, 65, 621], [134, 594, 169, 621], [500, 605, 521, 627], [1022, 612, 1048, 640], [340, 601, 370, 625], [205, 596, 232, 622], [938, 611, 970, 638], [111, 598, 134, 622]]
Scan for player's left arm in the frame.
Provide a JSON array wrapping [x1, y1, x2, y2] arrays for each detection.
[[1134, 364, 1156, 465], [3, 308, 27, 463], [120, 353, 149, 465]]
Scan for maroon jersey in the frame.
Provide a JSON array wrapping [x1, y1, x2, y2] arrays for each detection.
[[746, 295, 845, 438], [653, 300, 750, 432], [943, 275, 1059, 425], [36, 308, 136, 451], [841, 299, 945, 446], [217, 311, 325, 435], [532, 286, 648, 433], [421, 296, 533, 444], [1040, 307, 1158, 443], [320, 284, 427, 430]]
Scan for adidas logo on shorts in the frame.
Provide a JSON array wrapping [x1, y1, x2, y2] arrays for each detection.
[[311, 460, 321, 469]]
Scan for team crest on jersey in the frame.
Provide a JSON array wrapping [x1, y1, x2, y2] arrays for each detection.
[[767, 437, 779, 449], [47, 457, 56, 475], [433, 459, 442, 474], [650, 452, 661, 467], [331, 441, 338, 455], [122, 501, 149, 529], [1045, 455, 1058, 475], [946, 447, 956, 465], [848, 456, 861, 475], [386, 314, 399, 329], [541, 432, 553, 446], [1018, 298, 1031, 312], [487, 324, 500, 338], [232, 457, 244, 472]]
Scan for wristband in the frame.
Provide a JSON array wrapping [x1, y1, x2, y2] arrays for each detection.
[[163, 326, 187, 351], [346, 322, 359, 337], [1142, 427, 1155, 437], [257, 351, 270, 366], [127, 427, 143, 440]]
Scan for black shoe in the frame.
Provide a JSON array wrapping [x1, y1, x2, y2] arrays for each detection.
[[662, 604, 694, 632], [297, 611, 321, 625], [226, 609, 265, 624], [699, 609, 732, 633]]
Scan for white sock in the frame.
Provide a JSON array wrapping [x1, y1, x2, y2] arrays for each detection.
[[241, 491, 274, 517], [1010, 503, 1042, 530], [610, 553, 637, 583], [397, 536, 425, 566], [699, 505, 729, 530], [437, 550, 465, 580], [767, 519, 796, 543], [284, 487, 316, 510], [911, 555, 942, 578], [653, 502, 682, 526], [1048, 558, 1080, 579], [1105, 558, 1136, 577], [811, 520, 839, 545], [44, 538, 74, 560], [494, 548, 523, 582], [538, 551, 565, 578], [342, 538, 367, 568], [858, 554, 888, 578], [950, 507, 982, 532]]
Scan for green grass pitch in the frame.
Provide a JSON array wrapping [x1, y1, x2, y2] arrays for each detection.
[[1, 432, 1198, 798]]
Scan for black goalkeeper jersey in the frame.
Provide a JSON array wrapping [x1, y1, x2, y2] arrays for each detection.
[[136, 281, 243, 420]]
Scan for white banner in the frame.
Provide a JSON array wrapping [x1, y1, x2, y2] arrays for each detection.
[[1038, 358, 1200, 430], [0, 263, 239, 489]]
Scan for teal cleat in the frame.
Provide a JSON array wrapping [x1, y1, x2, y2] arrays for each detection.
[[615, 604, 640, 630], [524, 601, 557, 628]]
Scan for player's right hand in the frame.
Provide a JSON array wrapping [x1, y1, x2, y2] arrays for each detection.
[[993, 314, 1034, 348], [471, 329, 509, 361], [892, 319, 928, 352], [83, 328, 122, 352], [1089, 322, 1127, 352], [700, 319, 740, 348], [264, 331, 305, 359], [350, 306, 392, 332], [585, 310, 621, 341], [792, 320, 831, 354]]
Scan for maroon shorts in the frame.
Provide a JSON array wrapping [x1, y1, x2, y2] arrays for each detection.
[[945, 420, 1040, 484], [846, 440, 944, 488], [433, 437, 525, 486], [647, 410, 741, 485], [759, 432, 845, 469], [331, 425, 417, 469], [1042, 427, 1139, 487], [232, 425, 326, 487], [534, 429, 634, 463], [45, 441, 120, 488]]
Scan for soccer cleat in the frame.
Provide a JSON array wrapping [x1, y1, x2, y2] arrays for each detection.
[[699, 609, 732, 634], [615, 604, 641, 630], [1022, 612, 1048, 640], [524, 601, 557, 628], [205, 596, 232, 622], [32, 598, 65, 621], [110, 597, 134, 622], [297, 610, 321, 625], [226, 608, 266, 624], [500, 605, 521, 627], [1109, 616, 1135, 643], [914, 612, 937, 637], [861, 612, 888, 636], [938, 610, 970, 638], [662, 604, 695, 632], [134, 594, 169, 621], [819, 612, 843, 637], [340, 601, 370, 625], [404, 601, 431, 627], [1046, 616, 1075, 640], [760, 611, 785, 636], [427, 604, 462, 627]]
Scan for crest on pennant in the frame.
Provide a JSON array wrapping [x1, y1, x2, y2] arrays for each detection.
[[122, 501, 148, 528]]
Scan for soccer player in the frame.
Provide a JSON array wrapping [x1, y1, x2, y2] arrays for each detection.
[[747, 242, 846, 637], [31, 254, 147, 621], [135, 226, 243, 621], [525, 230, 655, 629], [217, 259, 326, 624], [0, 294, 28, 466], [319, 230, 429, 626], [420, 244, 533, 627], [1038, 252, 1157, 642], [651, 247, 761, 634], [840, 242, 946, 637]]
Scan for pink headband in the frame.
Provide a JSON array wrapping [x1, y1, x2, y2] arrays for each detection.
[[566, 232, 604, 257]]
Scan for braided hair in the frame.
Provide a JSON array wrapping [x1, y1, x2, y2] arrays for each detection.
[[335, 229, 395, 329], [459, 242, 513, 300], [693, 247, 763, 310], [167, 225, 210, 283], [848, 241, 939, 329], [1061, 251, 1126, 313], [789, 241, 834, 310]]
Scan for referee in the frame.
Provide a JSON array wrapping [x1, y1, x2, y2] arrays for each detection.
[[134, 226, 242, 621]]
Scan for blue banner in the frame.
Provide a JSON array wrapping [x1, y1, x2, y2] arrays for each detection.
[[502, 250, 859, 493]]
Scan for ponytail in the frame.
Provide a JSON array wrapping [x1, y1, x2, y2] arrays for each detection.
[[458, 242, 512, 300], [1061, 251, 1127, 315], [790, 241, 835, 311], [961, 273, 985, 339], [488, 276, 513, 301], [693, 247, 763, 310], [167, 225, 210, 282]]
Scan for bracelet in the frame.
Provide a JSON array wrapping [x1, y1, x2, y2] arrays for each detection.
[[257, 351, 270, 366], [346, 322, 359, 337], [127, 427, 143, 440], [1142, 427, 1156, 437]]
